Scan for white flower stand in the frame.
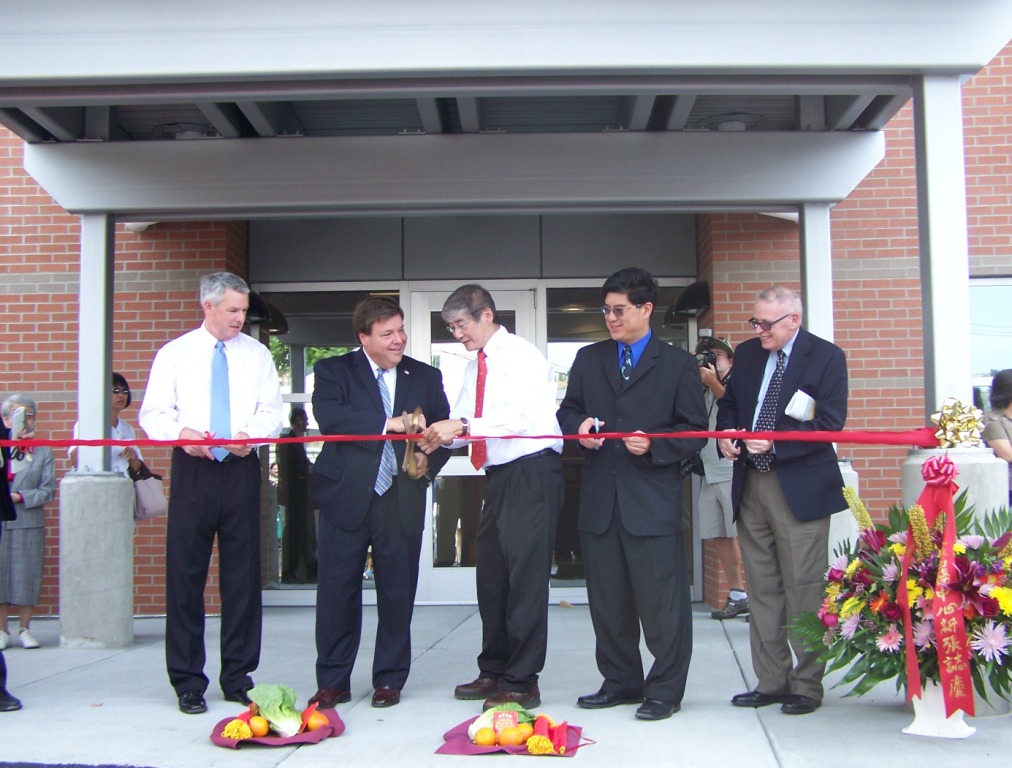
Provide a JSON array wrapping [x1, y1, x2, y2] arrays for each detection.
[[903, 684, 976, 738]]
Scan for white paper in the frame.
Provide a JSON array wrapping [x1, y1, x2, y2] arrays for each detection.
[[785, 390, 816, 422]]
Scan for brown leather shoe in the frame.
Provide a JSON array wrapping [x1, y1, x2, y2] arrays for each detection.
[[454, 674, 500, 700], [371, 686, 401, 708], [482, 685, 540, 711], [309, 687, 352, 709]]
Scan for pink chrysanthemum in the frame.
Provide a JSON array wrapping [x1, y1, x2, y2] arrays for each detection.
[[959, 535, 985, 550], [970, 620, 1011, 664], [882, 562, 899, 582], [888, 531, 909, 545], [912, 619, 935, 649], [876, 624, 903, 652], [840, 613, 861, 640]]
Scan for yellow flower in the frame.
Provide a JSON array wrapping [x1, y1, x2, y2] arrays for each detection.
[[953, 542, 966, 554], [844, 486, 874, 531], [991, 585, 1012, 616], [906, 579, 924, 604], [840, 596, 866, 619], [890, 543, 906, 558], [222, 718, 253, 740], [826, 583, 842, 600], [845, 559, 862, 578]]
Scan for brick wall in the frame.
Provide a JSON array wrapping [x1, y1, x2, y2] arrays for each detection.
[[1, 130, 245, 617], [700, 43, 1012, 610]]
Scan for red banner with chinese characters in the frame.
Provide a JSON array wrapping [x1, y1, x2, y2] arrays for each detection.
[[901, 455, 974, 717]]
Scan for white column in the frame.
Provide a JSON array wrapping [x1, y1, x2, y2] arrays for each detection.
[[913, 75, 973, 418], [799, 203, 834, 342], [76, 214, 114, 471]]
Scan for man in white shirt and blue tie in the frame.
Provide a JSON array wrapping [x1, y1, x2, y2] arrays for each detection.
[[140, 272, 283, 715]]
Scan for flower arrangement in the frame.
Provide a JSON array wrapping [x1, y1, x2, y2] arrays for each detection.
[[794, 486, 1012, 704]]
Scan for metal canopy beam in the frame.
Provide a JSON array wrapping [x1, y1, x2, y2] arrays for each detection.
[[24, 130, 884, 220]]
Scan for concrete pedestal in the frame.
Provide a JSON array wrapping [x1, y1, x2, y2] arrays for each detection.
[[902, 447, 1009, 522], [59, 473, 134, 648]]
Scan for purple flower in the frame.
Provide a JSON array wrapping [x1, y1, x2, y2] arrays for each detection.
[[970, 621, 1011, 664], [840, 614, 861, 640], [959, 535, 985, 550], [882, 562, 899, 582], [912, 619, 935, 649], [888, 530, 909, 545]]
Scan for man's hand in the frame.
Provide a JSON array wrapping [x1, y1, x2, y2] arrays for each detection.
[[577, 416, 605, 451], [180, 427, 214, 459], [742, 437, 773, 456], [718, 429, 744, 461], [227, 431, 253, 457], [419, 419, 464, 454], [413, 451, 429, 477], [622, 429, 651, 456], [699, 363, 725, 398]]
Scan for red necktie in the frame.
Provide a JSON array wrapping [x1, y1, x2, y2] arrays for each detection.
[[470, 349, 488, 470]]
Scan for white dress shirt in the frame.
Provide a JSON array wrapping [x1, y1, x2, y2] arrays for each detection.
[[450, 325, 562, 467], [71, 418, 142, 475], [139, 324, 284, 443]]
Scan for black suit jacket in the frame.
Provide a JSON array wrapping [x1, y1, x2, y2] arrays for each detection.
[[716, 327, 848, 522], [311, 349, 451, 538], [557, 335, 707, 536]]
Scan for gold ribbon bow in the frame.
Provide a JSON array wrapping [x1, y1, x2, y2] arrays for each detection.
[[930, 397, 984, 449], [401, 406, 424, 479]]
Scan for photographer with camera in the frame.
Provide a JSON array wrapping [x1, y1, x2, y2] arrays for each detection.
[[694, 337, 748, 620]]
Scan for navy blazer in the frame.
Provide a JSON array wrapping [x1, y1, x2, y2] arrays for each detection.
[[716, 327, 848, 522], [557, 334, 707, 536], [311, 348, 451, 538]]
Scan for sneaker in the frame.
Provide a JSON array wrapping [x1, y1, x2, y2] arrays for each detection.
[[711, 596, 749, 620], [0, 630, 9, 650], [18, 628, 40, 649]]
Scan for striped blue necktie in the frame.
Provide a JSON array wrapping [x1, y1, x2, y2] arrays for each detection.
[[375, 368, 397, 494], [210, 340, 231, 462]]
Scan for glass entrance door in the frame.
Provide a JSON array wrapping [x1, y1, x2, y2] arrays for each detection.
[[408, 289, 536, 602]]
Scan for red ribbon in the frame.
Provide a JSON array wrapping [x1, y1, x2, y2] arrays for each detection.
[[898, 455, 974, 717], [0, 426, 941, 450]]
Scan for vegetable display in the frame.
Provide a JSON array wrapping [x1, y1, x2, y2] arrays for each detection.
[[247, 684, 303, 738]]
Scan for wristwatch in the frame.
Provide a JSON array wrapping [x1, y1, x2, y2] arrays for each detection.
[[459, 417, 470, 437]]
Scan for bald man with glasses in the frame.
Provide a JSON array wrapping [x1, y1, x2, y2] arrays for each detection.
[[716, 284, 848, 717]]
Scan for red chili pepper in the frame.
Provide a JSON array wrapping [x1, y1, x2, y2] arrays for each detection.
[[550, 721, 568, 754]]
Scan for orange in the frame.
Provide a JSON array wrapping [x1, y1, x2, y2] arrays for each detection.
[[306, 711, 330, 732], [497, 726, 526, 746], [248, 715, 270, 737], [516, 722, 534, 741], [473, 727, 497, 746]]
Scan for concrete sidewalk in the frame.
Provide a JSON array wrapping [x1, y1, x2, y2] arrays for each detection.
[[3, 603, 1011, 767]]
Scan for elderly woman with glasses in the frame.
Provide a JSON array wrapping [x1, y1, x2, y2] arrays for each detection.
[[0, 394, 56, 651], [68, 372, 143, 476]]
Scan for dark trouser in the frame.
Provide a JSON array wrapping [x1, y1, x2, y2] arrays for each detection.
[[315, 482, 422, 691], [165, 448, 262, 696], [475, 451, 562, 692], [581, 500, 693, 705], [737, 467, 829, 700]]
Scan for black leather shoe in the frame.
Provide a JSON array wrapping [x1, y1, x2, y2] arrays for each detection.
[[577, 688, 643, 709], [482, 686, 541, 711], [635, 699, 680, 721], [309, 688, 352, 709], [0, 688, 22, 712], [454, 674, 500, 700], [223, 685, 253, 706], [781, 694, 821, 715], [731, 690, 789, 708], [178, 690, 207, 714]]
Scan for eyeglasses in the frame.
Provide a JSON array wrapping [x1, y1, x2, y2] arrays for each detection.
[[445, 318, 472, 334], [748, 313, 793, 332], [112, 388, 130, 395], [600, 304, 643, 318]]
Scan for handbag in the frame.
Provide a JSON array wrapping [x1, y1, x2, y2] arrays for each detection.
[[130, 461, 167, 520]]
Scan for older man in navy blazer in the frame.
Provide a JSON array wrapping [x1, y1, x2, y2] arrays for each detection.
[[717, 285, 848, 716], [309, 297, 451, 710]]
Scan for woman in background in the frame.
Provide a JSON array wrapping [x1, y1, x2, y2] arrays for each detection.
[[982, 369, 1012, 507], [68, 372, 142, 477], [0, 410, 23, 709], [0, 395, 56, 651]]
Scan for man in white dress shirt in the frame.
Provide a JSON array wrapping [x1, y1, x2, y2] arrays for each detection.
[[421, 284, 563, 711], [140, 272, 283, 715]]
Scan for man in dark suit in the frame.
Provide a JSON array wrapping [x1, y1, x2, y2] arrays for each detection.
[[309, 297, 451, 709], [717, 285, 848, 716], [557, 267, 707, 721]]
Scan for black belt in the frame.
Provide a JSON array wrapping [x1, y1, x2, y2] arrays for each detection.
[[484, 448, 556, 476]]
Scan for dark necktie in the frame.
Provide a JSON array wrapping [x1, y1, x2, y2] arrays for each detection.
[[751, 349, 786, 472], [620, 344, 633, 381], [470, 350, 488, 470], [375, 369, 397, 494]]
